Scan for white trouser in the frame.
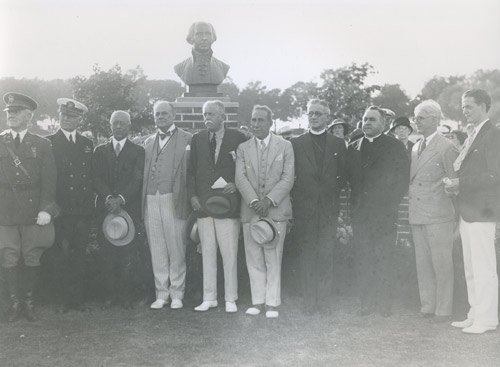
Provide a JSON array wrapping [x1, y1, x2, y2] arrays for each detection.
[[197, 217, 240, 302], [145, 192, 186, 300], [460, 217, 498, 327], [243, 221, 286, 307]]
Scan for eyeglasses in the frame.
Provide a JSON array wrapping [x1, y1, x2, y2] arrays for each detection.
[[307, 111, 326, 117], [413, 115, 435, 123], [155, 111, 173, 118]]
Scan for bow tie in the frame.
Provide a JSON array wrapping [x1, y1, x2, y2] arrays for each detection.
[[159, 130, 172, 140]]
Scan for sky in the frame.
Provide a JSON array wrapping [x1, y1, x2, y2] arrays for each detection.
[[1, 0, 499, 97]]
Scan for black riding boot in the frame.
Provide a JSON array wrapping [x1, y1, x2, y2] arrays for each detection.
[[23, 266, 40, 322], [3, 267, 22, 322]]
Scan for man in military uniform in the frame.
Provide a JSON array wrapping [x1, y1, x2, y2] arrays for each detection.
[[0, 92, 58, 322], [47, 98, 93, 312]]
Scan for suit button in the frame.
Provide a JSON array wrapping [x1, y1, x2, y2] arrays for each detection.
[[69, 162, 73, 166], [82, 162, 86, 166], [16, 172, 20, 176], [70, 187, 74, 190], [69, 174, 74, 178], [82, 174, 86, 178]]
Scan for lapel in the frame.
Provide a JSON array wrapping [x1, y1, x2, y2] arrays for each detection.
[[464, 120, 491, 161], [411, 135, 440, 179], [265, 134, 280, 175], [171, 129, 187, 177], [303, 133, 319, 175], [321, 134, 335, 177], [216, 129, 230, 167], [18, 132, 35, 157]]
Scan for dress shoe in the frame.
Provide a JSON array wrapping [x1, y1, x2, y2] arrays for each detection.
[[451, 318, 474, 328], [245, 305, 263, 316], [194, 300, 218, 311], [225, 302, 237, 313], [433, 315, 452, 323], [150, 299, 168, 310], [266, 307, 279, 319], [170, 299, 183, 309], [462, 325, 497, 334], [24, 292, 39, 322], [421, 312, 434, 319]]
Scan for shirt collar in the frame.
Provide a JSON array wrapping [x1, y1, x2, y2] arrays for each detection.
[[210, 126, 225, 140], [9, 129, 28, 142], [309, 128, 326, 136], [112, 137, 127, 148], [61, 128, 76, 141], [158, 124, 176, 139], [255, 133, 272, 147]]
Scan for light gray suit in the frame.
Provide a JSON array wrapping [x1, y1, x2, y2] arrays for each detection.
[[142, 129, 192, 301], [409, 133, 459, 316], [235, 133, 294, 307]]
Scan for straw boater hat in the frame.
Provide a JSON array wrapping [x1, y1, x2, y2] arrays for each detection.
[[102, 209, 135, 246]]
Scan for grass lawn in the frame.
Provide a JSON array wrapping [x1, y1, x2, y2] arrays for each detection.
[[1, 293, 498, 367]]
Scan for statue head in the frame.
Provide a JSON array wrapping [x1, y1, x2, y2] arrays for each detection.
[[186, 21, 217, 53]]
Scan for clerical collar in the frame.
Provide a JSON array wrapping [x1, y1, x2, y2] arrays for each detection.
[[309, 128, 326, 136], [158, 125, 176, 140], [364, 133, 382, 143], [61, 129, 76, 142], [9, 129, 28, 142]]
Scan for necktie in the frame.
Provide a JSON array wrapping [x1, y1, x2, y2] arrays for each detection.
[[115, 142, 121, 157], [210, 134, 216, 162], [418, 138, 426, 157], [69, 134, 74, 144], [260, 140, 266, 151], [14, 133, 20, 149], [453, 128, 476, 171]]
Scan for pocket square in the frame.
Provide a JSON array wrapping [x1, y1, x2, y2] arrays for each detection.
[[276, 154, 283, 161], [229, 151, 236, 161], [185, 145, 191, 151]]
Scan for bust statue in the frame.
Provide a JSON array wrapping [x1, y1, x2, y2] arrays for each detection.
[[174, 22, 230, 96]]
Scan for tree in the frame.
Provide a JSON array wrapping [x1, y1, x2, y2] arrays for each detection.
[[372, 84, 411, 118], [318, 63, 379, 124], [71, 64, 145, 138]]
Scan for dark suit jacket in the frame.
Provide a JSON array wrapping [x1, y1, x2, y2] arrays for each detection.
[[187, 128, 247, 218], [92, 139, 145, 222], [291, 132, 347, 222], [0, 131, 58, 225], [347, 134, 410, 229], [456, 120, 500, 222], [47, 130, 94, 216]]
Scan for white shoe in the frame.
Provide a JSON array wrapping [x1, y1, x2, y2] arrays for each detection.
[[170, 299, 183, 309], [462, 325, 497, 334], [246, 307, 261, 316], [451, 319, 474, 328], [150, 299, 168, 310], [266, 310, 279, 318], [194, 301, 218, 311], [225, 302, 237, 313]]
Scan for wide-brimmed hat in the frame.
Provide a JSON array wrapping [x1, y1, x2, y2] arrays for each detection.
[[202, 189, 239, 219], [249, 217, 280, 249], [390, 117, 413, 133], [102, 209, 135, 246], [185, 212, 200, 244], [328, 119, 350, 135]]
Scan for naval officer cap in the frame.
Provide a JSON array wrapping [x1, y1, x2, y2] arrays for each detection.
[[3, 92, 38, 111], [57, 98, 88, 117]]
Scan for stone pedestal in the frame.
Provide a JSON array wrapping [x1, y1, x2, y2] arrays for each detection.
[[173, 96, 239, 131]]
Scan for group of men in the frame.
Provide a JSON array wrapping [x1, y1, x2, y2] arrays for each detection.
[[0, 88, 498, 334]]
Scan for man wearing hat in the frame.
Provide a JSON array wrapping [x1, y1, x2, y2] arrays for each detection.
[[92, 110, 145, 309], [46, 98, 94, 313], [0, 92, 58, 322], [291, 99, 347, 314], [142, 101, 192, 310], [347, 105, 409, 317], [235, 105, 294, 318], [390, 116, 414, 159], [187, 100, 247, 313]]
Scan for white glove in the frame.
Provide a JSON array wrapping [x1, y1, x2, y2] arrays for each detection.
[[36, 211, 51, 226]]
